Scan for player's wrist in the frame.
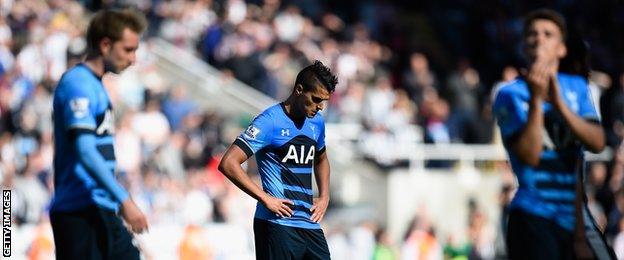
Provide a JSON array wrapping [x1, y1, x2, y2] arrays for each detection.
[[529, 95, 543, 106], [120, 198, 136, 210], [551, 95, 566, 111], [259, 193, 271, 205]]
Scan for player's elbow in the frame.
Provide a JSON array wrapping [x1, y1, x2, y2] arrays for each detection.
[[585, 125, 606, 153], [514, 148, 541, 167], [218, 155, 237, 178], [75, 135, 96, 163], [521, 154, 541, 167], [217, 158, 230, 176], [512, 143, 541, 167], [587, 138, 606, 154]]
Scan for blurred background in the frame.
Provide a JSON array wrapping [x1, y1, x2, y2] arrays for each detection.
[[1, 0, 624, 259]]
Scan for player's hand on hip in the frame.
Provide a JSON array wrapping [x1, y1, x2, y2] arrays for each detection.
[[261, 195, 294, 218], [121, 199, 149, 234], [310, 197, 329, 223]]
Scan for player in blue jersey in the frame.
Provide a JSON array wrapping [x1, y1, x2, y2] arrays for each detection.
[[493, 9, 615, 259], [219, 60, 337, 259], [50, 9, 148, 260]]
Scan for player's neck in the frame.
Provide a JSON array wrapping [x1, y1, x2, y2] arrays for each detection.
[[84, 54, 105, 78], [282, 99, 305, 121]]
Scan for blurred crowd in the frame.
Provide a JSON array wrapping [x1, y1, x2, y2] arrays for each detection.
[[2, 0, 624, 259]]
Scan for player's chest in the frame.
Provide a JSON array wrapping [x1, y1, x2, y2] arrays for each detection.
[[94, 92, 114, 136], [269, 124, 318, 166], [518, 84, 581, 112]]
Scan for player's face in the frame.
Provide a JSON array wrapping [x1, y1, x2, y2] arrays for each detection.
[[297, 84, 330, 118], [524, 19, 567, 63], [103, 28, 140, 74]]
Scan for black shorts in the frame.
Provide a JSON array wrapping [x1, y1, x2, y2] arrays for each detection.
[[506, 209, 574, 260], [253, 218, 330, 260], [50, 206, 140, 260], [506, 208, 616, 260]]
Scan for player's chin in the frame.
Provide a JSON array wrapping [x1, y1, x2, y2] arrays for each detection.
[[524, 51, 537, 61], [116, 64, 131, 74]]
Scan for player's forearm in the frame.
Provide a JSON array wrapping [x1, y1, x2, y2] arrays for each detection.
[[512, 96, 544, 166], [75, 133, 129, 203], [218, 160, 270, 203], [314, 153, 330, 199], [555, 100, 605, 153]]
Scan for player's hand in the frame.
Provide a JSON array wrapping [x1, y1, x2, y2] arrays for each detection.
[[261, 195, 294, 218], [522, 59, 551, 99], [547, 72, 565, 109], [120, 199, 149, 234], [310, 197, 329, 223]]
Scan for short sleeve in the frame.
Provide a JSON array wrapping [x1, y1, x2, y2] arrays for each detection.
[[316, 121, 326, 155], [61, 80, 97, 132], [575, 77, 600, 122], [234, 113, 274, 157], [493, 88, 528, 143]]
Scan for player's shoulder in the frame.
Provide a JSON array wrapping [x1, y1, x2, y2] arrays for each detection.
[[255, 103, 282, 121], [249, 104, 279, 129], [557, 72, 586, 83], [311, 111, 326, 125], [494, 78, 526, 103], [557, 73, 588, 91], [57, 65, 97, 93], [264, 103, 283, 116], [59, 64, 93, 83]]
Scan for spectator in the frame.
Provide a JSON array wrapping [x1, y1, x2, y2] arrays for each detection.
[[373, 227, 397, 260]]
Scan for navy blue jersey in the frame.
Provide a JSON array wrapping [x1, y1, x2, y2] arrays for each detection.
[[235, 103, 326, 229], [51, 64, 123, 212], [493, 73, 599, 231]]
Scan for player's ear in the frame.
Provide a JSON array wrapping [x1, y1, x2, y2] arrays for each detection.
[[295, 84, 304, 95], [557, 40, 567, 59], [100, 37, 112, 56]]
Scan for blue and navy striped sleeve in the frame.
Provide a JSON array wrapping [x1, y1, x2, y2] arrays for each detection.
[[234, 112, 274, 157]]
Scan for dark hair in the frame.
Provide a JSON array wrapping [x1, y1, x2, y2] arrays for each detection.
[[559, 32, 590, 79], [523, 8, 567, 40], [86, 9, 147, 55], [295, 60, 338, 93]]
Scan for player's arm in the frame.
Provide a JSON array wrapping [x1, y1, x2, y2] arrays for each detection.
[[73, 132, 148, 233], [509, 93, 545, 166], [553, 100, 604, 152], [503, 60, 555, 166], [218, 144, 294, 217], [63, 80, 147, 233], [549, 77, 605, 153], [74, 132, 129, 203], [310, 149, 329, 223]]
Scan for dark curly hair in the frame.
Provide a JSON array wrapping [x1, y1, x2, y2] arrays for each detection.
[[295, 60, 338, 94]]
